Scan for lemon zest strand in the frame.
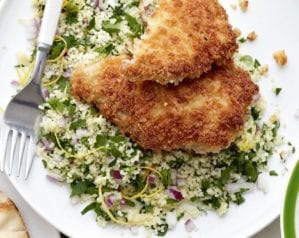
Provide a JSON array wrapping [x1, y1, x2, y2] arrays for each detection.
[[42, 59, 64, 87], [47, 35, 68, 63], [54, 132, 104, 159], [121, 166, 164, 200], [139, 166, 164, 199], [98, 186, 147, 226]]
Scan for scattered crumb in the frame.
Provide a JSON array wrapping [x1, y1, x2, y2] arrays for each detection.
[[163, 102, 168, 107], [259, 65, 269, 76], [233, 27, 242, 37], [273, 50, 288, 66], [239, 0, 249, 12], [230, 4, 237, 10], [247, 31, 257, 41]]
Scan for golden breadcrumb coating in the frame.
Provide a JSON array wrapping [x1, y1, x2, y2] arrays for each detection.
[[119, 0, 238, 85], [71, 57, 258, 153]]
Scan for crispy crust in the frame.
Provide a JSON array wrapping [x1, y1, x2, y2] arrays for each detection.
[[120, 0, 238, 84], [71, 57, 258, 153]]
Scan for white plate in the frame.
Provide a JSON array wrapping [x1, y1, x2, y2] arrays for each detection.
[[1, 0, 299, 237], [0, 173, 60, 238]]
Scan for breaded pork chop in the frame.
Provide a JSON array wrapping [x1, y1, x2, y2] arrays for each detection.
[[120, 0, 238, 85], [71, 57, 258, 153]]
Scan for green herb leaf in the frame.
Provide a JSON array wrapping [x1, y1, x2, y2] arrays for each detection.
[[269, 170, 278, 176], [111, 134, 127, 143], [71, 180, 89, 197], [102, 21, 120, 33], [251, 107, 260, 120], [275, 88, 282, 96], [81, 202, 97, 215], [48, 40, 65, 60], [95, 43, 115, 55], [220, 167, 231, 185], [156, 223, 169, 236], [89, 107, 98, 116], [57, 77, 70, 92], [201, 179, 210, 191], [42, 160, 47, 168], [65, 11, 78, 24], [48, 98, 65, 113], [254, 59, 261, 68], [166, 199, 178, 205], [87, 17, 96, 30], [238, 37, 247, 43], [125, 14, 143, 37], [168, 158, 184, 169], [160, 169, 171, 187], [110, 144, 122, 158], [126, 200, 135, 207], [177, 212, 185, 221], [140, 204, 153, 213], [244, 161, 258, 182], [239, 55, 254, 65], [70, 119, 86, 130], [94, 135, 108, 147], [64, 35, 79, 48]]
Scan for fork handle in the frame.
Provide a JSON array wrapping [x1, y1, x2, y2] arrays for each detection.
[[38, 0, 64, 46]]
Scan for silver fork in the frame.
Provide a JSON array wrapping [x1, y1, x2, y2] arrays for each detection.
[[0, 0, 63, 178]]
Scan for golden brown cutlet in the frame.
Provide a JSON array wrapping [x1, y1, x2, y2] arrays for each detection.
[[119, 0, 238, 85], [71, 56, 258, 153]]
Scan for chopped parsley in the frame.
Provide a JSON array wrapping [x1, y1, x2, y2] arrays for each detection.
[[238, 37, 247, 43], [269, 170, 278, 176], [275, 88, 282, 96]]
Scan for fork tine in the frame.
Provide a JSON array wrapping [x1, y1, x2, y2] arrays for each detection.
[[0, 125, 10, 172], [24, 136, 36, 179], [17, 132, 26, 177], [8, 129, 18, 175]]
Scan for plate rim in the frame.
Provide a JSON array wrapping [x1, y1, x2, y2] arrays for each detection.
[[8, 172, 281, 238]]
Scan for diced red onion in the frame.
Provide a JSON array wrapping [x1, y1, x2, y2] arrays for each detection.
[[42, 88, 49, 98], [40, 138, 52, 151], [111, 170, 122, 180], [33, 17, 41, 38], [253, 93, 261, 103], [168, 188, 184, 201], [93, 0, 100, 7], [107, 156, 115, 163], [120, 198, 126, 205], [148, 174, 156, 184], [10, 80, 19, 87], [105, 193, 119, 208], [62, 68, 72, 78], [94, 0, 105, 9], [171, 170, 177, 185], [184, 219, 198, 232], [105, 198, 113, 208], [46, 173, 64, 182]]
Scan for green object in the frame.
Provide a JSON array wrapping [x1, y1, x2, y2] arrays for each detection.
[[283, 161, 299, 238]]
